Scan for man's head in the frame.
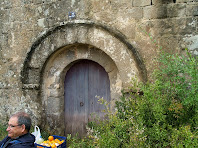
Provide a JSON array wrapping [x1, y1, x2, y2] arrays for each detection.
[[6, 112, 32, 139]]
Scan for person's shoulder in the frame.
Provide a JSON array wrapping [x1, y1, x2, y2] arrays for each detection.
[[11, 133, 36, 148], [0, 135, 9, 141], [11, 142, 36, 148], [11, 145, 36, 148], [17, 133, 35, 143], [0, 136, 9, 145]]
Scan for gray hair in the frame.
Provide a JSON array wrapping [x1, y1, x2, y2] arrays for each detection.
[[11, 112, 32, 132]]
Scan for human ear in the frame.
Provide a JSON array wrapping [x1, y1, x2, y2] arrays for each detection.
[[21, 124, 26, 133]]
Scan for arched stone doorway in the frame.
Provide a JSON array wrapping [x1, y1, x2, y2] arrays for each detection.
[[21, 20, 147, 135], [41, 44, 119, 135]]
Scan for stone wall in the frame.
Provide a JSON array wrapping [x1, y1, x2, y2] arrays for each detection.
[[0, 0, 197, 135]]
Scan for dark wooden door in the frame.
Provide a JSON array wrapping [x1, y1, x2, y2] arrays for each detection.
[[64, 60, 111, 137]]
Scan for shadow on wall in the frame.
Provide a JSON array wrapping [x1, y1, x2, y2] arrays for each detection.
[[151, 0, 176, 5]]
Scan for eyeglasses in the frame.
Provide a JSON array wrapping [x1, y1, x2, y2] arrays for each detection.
[[7, 124, 22, 128]]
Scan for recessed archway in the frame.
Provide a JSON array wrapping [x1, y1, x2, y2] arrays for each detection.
[[21, 20, 147, 135]]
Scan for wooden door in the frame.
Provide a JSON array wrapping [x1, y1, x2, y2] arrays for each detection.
[[64, 60, 111, 137]]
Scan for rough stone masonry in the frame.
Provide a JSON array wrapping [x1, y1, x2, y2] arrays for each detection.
[[0, 0, 197, 135]]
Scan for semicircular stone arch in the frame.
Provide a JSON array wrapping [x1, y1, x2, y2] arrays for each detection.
[[21, 20, 147, 135]]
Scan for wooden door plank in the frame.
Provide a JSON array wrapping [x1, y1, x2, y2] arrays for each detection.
[[88, 61, 110, 120]]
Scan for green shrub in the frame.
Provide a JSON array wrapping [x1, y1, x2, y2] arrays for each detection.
[[170, 125, 198, 147], [0, 123, 7, 140], [130, 49, 198, 147]]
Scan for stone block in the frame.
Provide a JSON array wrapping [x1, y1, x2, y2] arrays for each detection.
[[152, 0, 172, 5], [65, 26, 78, 44], [171, 18, 188, 35], [143, 5, 167, 19], [0, 0, 12, 9], [121, 23, 136, 39], [187, 5, 198, 16], [177, 0, 188, 3], [27, 68, 40, 84], [46, 97, 63, 114], [183, 35, 198, 55], [0, 34, 8, 46], [184, 17, 197, 33], [33, 0, 44, 5], [146, 19, 173, 36], [128, 7, 143, 19], [0, 9, 10, 23], [186, 0, 198, 2], [167, 4, 186, 17], [21, 0, 34, 5], [133, 0, 151, 6], [23, 89, 39, 102], [76, 26, 89, 44], [10, 7, 24, 22], [158, 35, 180, 53], [177, 0, 198, 2]]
